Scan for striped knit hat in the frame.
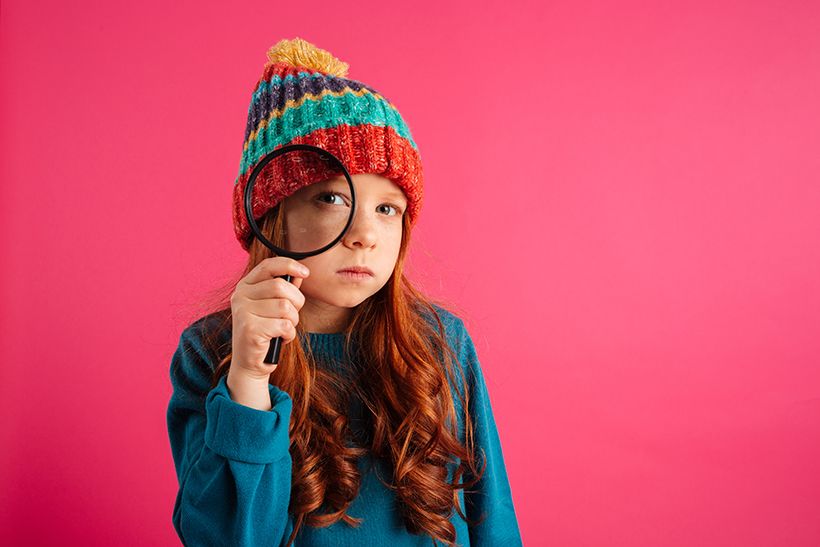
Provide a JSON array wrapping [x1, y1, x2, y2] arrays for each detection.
[[232, 37, 424, 251]]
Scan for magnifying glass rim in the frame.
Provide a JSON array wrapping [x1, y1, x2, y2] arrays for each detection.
[[243, 143, 357, 260]]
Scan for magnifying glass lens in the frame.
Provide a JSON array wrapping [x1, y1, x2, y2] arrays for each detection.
[[255, 147, 353, 255], [281, 177, 352, 254]]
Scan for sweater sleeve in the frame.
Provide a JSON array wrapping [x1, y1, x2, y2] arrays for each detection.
[[166, 324, 296, 547], [453, 318, 523, 546]]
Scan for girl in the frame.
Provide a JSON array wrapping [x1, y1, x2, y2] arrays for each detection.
[[166, 38, 522, 547]]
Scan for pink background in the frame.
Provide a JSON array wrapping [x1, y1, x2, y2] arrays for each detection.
[[2, 1, 819, 545]]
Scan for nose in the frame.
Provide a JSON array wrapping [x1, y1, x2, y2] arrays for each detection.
[[342, 206, 378, 249]]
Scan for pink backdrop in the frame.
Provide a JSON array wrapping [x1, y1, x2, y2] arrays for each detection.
[[2, 1, 819, 545]]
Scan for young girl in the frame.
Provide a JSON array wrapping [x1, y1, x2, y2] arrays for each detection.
[[166, 37, 522, 547]]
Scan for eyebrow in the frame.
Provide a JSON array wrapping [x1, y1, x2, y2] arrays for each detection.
[[381, 190, 407, 203]]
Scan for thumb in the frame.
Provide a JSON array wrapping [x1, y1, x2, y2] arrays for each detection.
[[291, 275, 306, 290]]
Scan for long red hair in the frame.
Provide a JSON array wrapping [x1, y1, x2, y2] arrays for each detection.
[[193, 205, 486, 546]]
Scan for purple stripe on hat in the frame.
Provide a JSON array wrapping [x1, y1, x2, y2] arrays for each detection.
[[244, 76, 382, 142]]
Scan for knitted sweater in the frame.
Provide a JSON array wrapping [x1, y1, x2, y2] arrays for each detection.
[[166, 306, 522, 546]]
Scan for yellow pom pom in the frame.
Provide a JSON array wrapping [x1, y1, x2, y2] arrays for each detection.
[[265, 37, 349, 78]]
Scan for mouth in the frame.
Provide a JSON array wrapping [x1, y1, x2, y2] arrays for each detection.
[[337, 266, 375, 277]]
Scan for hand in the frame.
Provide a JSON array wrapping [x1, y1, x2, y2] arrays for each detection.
[[229, 256, 310, 380]]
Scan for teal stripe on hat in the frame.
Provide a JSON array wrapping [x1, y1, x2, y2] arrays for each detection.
[[237, 91, 418, 182]]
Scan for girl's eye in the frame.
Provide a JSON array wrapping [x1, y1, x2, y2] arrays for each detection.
[[315, 192, 349, 206], [377, 203, 403, 216]]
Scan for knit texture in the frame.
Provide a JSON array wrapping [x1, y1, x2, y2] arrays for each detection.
[[232, 38, 424, 252], [166, 305, 523, 546]]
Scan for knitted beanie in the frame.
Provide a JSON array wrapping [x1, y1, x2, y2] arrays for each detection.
[[232, 37, 424, 252]]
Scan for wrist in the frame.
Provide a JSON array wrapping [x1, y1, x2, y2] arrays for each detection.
[[226, 366, 273, 411], [228, 364, 271, 384]]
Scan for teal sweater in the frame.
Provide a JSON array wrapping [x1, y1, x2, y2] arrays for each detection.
[[166, 307, 522, 546]]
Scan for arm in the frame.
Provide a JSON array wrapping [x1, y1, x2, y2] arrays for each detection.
[[166, 324, 296, 546], [455, 319, 523, 546]]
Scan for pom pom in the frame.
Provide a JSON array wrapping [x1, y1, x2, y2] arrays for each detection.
[[265, 37, 349, 77]]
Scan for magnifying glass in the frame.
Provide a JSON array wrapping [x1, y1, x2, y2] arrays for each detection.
[[243, 143, 357, 365]]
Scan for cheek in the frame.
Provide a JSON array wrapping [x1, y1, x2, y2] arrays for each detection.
[[379, 230, 403, 267], [297, 254, 326, 274], [296, 265, 331, 299], [388, 226, 403, 251], [293, 256, 328, 290], [380, 220, 402, 241]]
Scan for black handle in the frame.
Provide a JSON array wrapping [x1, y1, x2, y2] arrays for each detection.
[[264, 273, 293, 365]]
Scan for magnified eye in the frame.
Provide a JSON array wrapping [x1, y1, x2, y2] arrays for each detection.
[[315, 192, 350, 207]]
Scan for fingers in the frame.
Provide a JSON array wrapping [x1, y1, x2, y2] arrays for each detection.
[[240, 277, 306, 311], [245, 297, 301, 328], [251, 317, 297, 343], [243, 257, 310, 286], [229, 257, 312, 374]]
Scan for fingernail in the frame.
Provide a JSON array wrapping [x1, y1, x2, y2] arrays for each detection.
[[299, 265, 310, 275]]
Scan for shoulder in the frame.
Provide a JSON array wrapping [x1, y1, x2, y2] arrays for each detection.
[[426, 302, 472, 353], [424, 303, 481, 387], [179, 309, 231, 353], [171, 309, 231, 394], [421, 302, 467, 346], [424, 305, 488, 431]]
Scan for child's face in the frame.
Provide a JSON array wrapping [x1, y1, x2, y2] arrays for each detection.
[[282, 173, 407, 328]]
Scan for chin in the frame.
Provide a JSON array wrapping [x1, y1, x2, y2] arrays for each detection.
[[304, 277, 387, 308], [314, 293, 370, 309]]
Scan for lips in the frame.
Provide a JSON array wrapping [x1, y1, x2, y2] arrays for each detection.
[[337, 266, 374, 276]]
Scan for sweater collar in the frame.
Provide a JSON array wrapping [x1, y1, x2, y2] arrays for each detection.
[[300, 331, 349, 364]]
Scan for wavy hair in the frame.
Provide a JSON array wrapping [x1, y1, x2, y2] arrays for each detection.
[[194, 204, 487, 546]]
